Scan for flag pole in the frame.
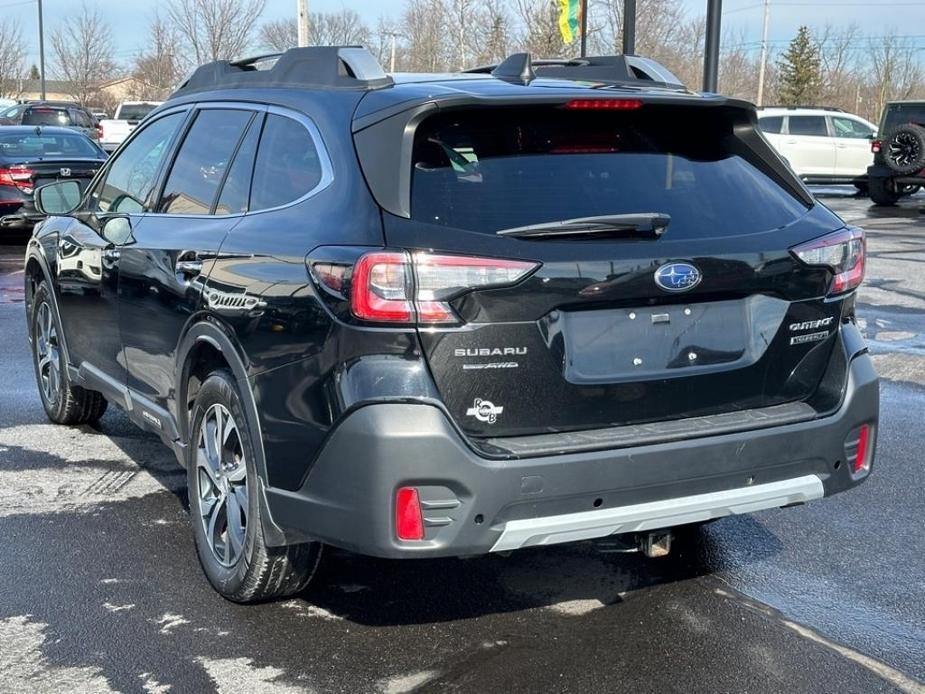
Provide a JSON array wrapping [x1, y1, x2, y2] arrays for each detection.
[[579, 0, 588, 57]]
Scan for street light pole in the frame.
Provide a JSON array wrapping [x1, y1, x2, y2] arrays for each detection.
[[579, 0, 588, 58], [702, 0, 722, 92], [37, 0, 46, 100]]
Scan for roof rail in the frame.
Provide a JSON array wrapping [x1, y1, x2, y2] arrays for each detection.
[[172, 46, 393, 97], [759, 105, 846, 112], [464, 53, 685, 88]]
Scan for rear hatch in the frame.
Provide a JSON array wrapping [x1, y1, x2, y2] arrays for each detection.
[[359, 99, 856, 440]]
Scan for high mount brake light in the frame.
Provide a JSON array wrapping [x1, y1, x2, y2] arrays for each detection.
[[563, 99, 643, 110], [792, 227, 865, 297], [350, 252, 538, 324]]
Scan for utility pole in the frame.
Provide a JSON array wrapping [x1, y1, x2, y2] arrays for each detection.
[[297, 0, 309, 47], [756, 0, 771, 106], [37, 0, 46, 100], [579, 0, 588, 58], [623, 0, 637, 55], [702, 0, 722, 92], [390, 34, 397, 72]]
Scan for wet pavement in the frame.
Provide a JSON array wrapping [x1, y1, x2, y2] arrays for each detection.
[[0, 189, 923, 693]]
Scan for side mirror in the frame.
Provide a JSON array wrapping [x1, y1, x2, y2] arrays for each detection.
[[100, 215, 134, 246], [34, 180, 82, 216]]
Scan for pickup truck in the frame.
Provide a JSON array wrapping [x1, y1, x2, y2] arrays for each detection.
[[98, 101, 162, 152]]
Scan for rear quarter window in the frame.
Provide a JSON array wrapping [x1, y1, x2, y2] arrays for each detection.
[[409, 106, 809, 239], [882, 103, 925, 134], [759, 116, 783, 134], [249, 114, 324, 211]]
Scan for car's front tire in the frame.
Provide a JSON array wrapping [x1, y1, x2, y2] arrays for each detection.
[[29, 281, 108, 425], [188, 369, 322, 603]]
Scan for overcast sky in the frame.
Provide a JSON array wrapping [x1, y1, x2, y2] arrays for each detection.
[[9, 0, 925, 70]]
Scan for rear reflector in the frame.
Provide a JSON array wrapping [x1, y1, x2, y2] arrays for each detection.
[[791, 227, 865, 297], [563, 99, 643, 110], [395, 487, 424, 541], [852, 424, 872, 475], [351, 251, 538, 324]]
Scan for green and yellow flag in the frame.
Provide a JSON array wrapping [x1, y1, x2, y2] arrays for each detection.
[[559, 0, 581, 44]]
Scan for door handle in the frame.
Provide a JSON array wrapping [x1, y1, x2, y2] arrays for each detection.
[[176, 258, 203, 278]]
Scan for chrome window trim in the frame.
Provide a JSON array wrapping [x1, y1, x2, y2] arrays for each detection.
[[141, 102, 334, 221]]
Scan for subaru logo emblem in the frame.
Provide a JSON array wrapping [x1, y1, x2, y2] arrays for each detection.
[[654, 262, 702, 293], [59, 168, 71, 177]]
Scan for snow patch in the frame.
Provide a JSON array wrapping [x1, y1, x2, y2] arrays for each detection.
[[378, 670, 439, 693], [197, 656, 311, 693], [0, 615, 118, 693]]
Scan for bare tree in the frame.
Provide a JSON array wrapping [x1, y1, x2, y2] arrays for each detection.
[[402, 0, 452, 72], [258, 11, 370, 53], [0, 19, 26, 99], [132, 15, 184, 99], [869, 33, 924, 122], [514, 0, 567, 59], [167, 0, 266, 66], [50, 3, 118, 106]]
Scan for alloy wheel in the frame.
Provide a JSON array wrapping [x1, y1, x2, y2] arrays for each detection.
[[888, 132, 921, 169], [35, 301, 61, 405], [196, 403, 249, 567]]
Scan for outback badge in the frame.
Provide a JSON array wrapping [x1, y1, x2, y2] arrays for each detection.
[[654, 262, 702, 293]]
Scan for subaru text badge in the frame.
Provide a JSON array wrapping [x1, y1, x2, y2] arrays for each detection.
[[654, 262, 702, 293]]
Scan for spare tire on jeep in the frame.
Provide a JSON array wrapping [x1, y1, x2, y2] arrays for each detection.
[[884, 124, 925, 175]]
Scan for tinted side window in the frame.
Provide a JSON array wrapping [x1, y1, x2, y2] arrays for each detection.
[[250, 114, 323, 211], [95, 112, 184, 214], [215, 115, 262, 215], [158, 109, 253, 215], [788, 116, 828, 137], [758, 116, 783, 134]]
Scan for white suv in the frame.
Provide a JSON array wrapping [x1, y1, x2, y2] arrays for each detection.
[[758, 107, 877, 191]]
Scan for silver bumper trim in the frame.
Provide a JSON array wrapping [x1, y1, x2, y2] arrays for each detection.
[[489, 474, 825, 552]]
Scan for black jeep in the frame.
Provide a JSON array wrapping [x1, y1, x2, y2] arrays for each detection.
[[868, 100, 925, 205], [24, 48, 879, 603]]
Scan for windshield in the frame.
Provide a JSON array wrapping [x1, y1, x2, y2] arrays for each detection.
[[118, 103, 158, 121], [410, 106, 809, 239], [22, 108, 72, 126], [0, 132, 100, 158]]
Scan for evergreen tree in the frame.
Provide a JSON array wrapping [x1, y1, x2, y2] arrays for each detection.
[[777, 26, 823, 106], [28, 64, 39, 80]]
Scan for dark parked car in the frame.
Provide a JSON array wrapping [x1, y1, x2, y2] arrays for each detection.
[[24, 48, 878, 603], [868, 100, 925, 205], [0, 125, 106, 233], [0, 102, 102, 143]]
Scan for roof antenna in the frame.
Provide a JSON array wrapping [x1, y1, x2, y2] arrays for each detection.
[[491, 53, 535, 85]]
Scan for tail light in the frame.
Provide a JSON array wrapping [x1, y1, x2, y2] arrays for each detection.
[[95, 123, 104, 140], [791, 227, 865, 297], [871, 139, 881, 154], [347, 251, 538, 325], [395, 487, 424, 541], [0, 166, 34, 194]]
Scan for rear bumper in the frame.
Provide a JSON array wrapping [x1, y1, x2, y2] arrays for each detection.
[[264, 353, 879, 557]]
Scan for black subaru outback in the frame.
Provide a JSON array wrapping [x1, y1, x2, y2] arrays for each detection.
[[24, 48, 879, 602]]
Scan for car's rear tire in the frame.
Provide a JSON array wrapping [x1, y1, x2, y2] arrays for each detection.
[[29, 282, 108, 425], [884, 124, 925, 175], [187, 369, 322, 603], [868, 177, 901, 206]]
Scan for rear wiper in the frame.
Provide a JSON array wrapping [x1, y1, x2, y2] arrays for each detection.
[[496, 213, 670, 239]]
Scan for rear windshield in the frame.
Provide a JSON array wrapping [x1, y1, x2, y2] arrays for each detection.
[[118, 103, 158, 121], [410, 106, 809, 238], [0, 132, 100, 158], [22, 108, 72, 126], [881, 103, 925, 135]]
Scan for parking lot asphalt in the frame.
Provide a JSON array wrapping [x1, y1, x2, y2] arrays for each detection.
[[0, 190, 923, 694]]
